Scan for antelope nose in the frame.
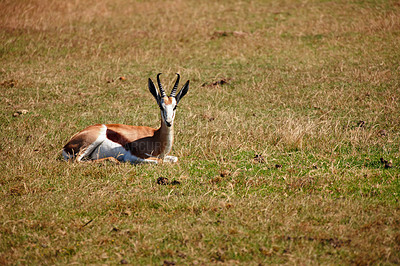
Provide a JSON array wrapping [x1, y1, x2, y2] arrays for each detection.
[[165, 121, 172, 127]]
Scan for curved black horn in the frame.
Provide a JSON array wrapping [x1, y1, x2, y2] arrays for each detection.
[[157, 73, 166, 98], [170, 73, 180, 97]]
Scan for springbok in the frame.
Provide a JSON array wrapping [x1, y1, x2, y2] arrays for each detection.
[[62, 73, 189, 164]]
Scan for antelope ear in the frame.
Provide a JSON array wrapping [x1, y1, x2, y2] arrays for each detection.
[[148, 78, 160, 104], [175, 80, 189, 104]]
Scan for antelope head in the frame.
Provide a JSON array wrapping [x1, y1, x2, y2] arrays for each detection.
[[148, 73, 189, 127]]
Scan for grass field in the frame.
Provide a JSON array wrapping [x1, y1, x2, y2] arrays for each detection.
[[1, 0, 400, 264]]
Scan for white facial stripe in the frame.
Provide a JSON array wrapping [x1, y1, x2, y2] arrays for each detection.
[[161, 98, 177, 125]]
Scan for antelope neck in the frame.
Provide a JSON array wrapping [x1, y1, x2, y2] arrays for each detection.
[[156, 118, 174, 157]]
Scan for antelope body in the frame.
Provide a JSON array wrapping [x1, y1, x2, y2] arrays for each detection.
[[62, 73, 189, 164]]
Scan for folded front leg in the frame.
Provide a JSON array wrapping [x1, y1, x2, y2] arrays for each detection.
[[163, 155, 178, 163]]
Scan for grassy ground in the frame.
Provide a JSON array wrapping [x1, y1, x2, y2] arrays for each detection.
[[1, 0, 400, 264]]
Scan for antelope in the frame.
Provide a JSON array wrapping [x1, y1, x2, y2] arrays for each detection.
[[62, 73, 189, 164]]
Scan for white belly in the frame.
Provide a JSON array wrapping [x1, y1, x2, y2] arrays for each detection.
[[90, 138, 128, 161], [90, 138, 147, 164]]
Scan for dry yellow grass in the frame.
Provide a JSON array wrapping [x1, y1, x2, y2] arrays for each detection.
[[1, 0, 400, 264]]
